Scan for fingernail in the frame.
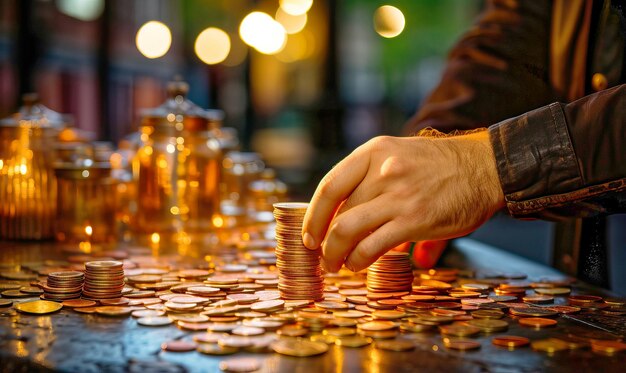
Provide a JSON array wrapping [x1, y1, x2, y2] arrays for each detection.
[[302, 232, 316, 249]]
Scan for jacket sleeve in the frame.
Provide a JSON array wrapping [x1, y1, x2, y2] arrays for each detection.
[[489, 84, 626, 219], [404, 0, 556, 135]]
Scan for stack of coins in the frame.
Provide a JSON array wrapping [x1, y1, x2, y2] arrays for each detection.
[[43, 271, 84, 301], [367, 251, 413, 293], [82, 261, 125, 300], [273, 202, 324, 301]]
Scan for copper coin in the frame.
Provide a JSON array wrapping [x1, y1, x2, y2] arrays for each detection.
[[0, 299, 14, 307], [95, 306, 132, 317], [492, 336, 530, 349], [375, 339, 415, 351], [15, 300, 63, 314], [358, 321, 397, 331], [443, 339, 481, 351], [519, 317, 557, 328], [62, 299, 96, 308], [161, 340, 198, 352], [219, 358, 261, 372]]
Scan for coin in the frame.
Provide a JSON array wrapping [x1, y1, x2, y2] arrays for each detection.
[[15, 300, 63, 314], [219, 358, 261, 372], [0, 299, 13, 307], [590, 340, 626, 355], [271, 339, 329, 357], [443, 338, 481, 351], [492, 336, 530, 349], [518, 317, 557, 328], [358, 321, 397, 331], [62, 299, 96, 308], [335, 336, 373, 347], [375, 340, 415, 351], [95, 306, 132, 317], [161, 340, 198, 352], [197, 343, 238, 355], [137, 316, 173, 326], [531, 338, 569, 354]]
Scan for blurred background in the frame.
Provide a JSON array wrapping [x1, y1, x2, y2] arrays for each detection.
[[0, 0, 623, 294]]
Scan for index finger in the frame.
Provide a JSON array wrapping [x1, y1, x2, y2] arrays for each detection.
[[302, 147, 370, 250]]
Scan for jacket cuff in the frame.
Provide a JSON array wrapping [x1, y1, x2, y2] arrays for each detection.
[[488, 103, 584, 216]]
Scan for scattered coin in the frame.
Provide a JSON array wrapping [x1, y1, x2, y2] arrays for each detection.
[[271, 339, 329, 357], [15, 300, 63, 314], [492, 336, 530, 349]]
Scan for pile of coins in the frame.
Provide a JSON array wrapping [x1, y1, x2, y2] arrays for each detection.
[[42, 271, 84, 301], [273, 203, 324, 301], [367, 251, 413, 293], [82, 261, 125, 300]]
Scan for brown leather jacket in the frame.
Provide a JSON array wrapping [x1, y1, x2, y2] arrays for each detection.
[[406, 0, 625, 285]]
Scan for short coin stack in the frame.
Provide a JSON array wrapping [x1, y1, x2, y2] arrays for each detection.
[[82, 261, 125, 300], [273, 202, 324, 300], [43, 271, 84, 301], [367, 251, 413, 293]]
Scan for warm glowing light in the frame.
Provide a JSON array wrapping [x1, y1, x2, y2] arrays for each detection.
[[166, 144, 176, 153], [239, 12, 287, 55], [194, 27, 231, 65], [85, 225, 93, 236], [170, 206, 180, 215], [373, 5, 405, 38], [136, 21, 172, 59], [151, 232, 160, 244], [275, 8, 307, 34], [0, 160, 4, 170], [280, 0, 313, 16], [144, 146, 153, 155], [276, 30, 314, 62], [212, 215, 224, 228], [19, 164, 27, 175], [81, 170, 90, 178], [110, 152, 123, 169]]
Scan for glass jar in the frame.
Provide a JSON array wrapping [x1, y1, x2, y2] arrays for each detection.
[[221, 152, 264, 213], [54, 150, 117, 244], [133, 80, 223, 234], [0, 94, 69, 240], [249, 168, 287, 212]]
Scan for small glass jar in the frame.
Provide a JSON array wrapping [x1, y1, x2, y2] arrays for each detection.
[[249, 168, 287, 212], [54, 151, 117, 244], [133, 80, 223, 234], [221, 151, 264, 213], [0, 94, 69, 240]]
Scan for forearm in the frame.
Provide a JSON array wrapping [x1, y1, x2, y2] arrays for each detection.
[[489, 84, 626, 219]]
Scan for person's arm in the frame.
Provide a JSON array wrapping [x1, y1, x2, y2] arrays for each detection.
[[405, 0, 556, 134], [490, 84, 626, 219]]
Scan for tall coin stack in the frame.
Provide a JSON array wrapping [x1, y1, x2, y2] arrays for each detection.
[[273, 202, 324, 301], [43, 271, 84, 301], [367, 251, 413, 293], [82, 261, 125, 300]]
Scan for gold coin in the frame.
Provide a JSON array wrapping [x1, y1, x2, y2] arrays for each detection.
[[335, 336, 373, 347], [0, 299, 13, 307], [62, 299, 96, 308], [534, 287, 570, 295], [323, 327, 356, 337], [310, 334, 338, 344], [375, 339, 415, 351], [531, 338, 569, 354], [358, 321, 397, 331], [271, 339, 329, 357], [15, 300, 63, 314]]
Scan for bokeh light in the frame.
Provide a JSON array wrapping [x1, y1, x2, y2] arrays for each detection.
[[194, 27, 231, 65], [239, 12, 287, 55], [275, 7, 307, 34], [373, 5, 405, 38], [57, 0, 104, 21], [136, 21, 172, 59], [279, 0, 313, 16]]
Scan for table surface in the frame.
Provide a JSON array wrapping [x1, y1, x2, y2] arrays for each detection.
[[0, 238, 624, 373]]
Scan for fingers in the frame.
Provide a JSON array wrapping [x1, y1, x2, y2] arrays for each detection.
[[412, 240, 448, 269], [321, 195, 393, 272], [302, 147, 370, 250], [344, 219, 411, 272]]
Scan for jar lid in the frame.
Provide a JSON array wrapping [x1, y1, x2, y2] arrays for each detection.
[[140, 78, 224, 132], [0, 93, 72, 129], [249, 169, 287, 196]]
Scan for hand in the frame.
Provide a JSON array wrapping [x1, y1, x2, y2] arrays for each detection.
[[411, 240, 448, 269], [301, 131, 504, 272]]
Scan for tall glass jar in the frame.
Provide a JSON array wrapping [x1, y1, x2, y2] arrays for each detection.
[[54, 152, 117, 244], [0, 95, 69, 240], [221, 151, 264, 213], [133, 80, 223, 234]]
